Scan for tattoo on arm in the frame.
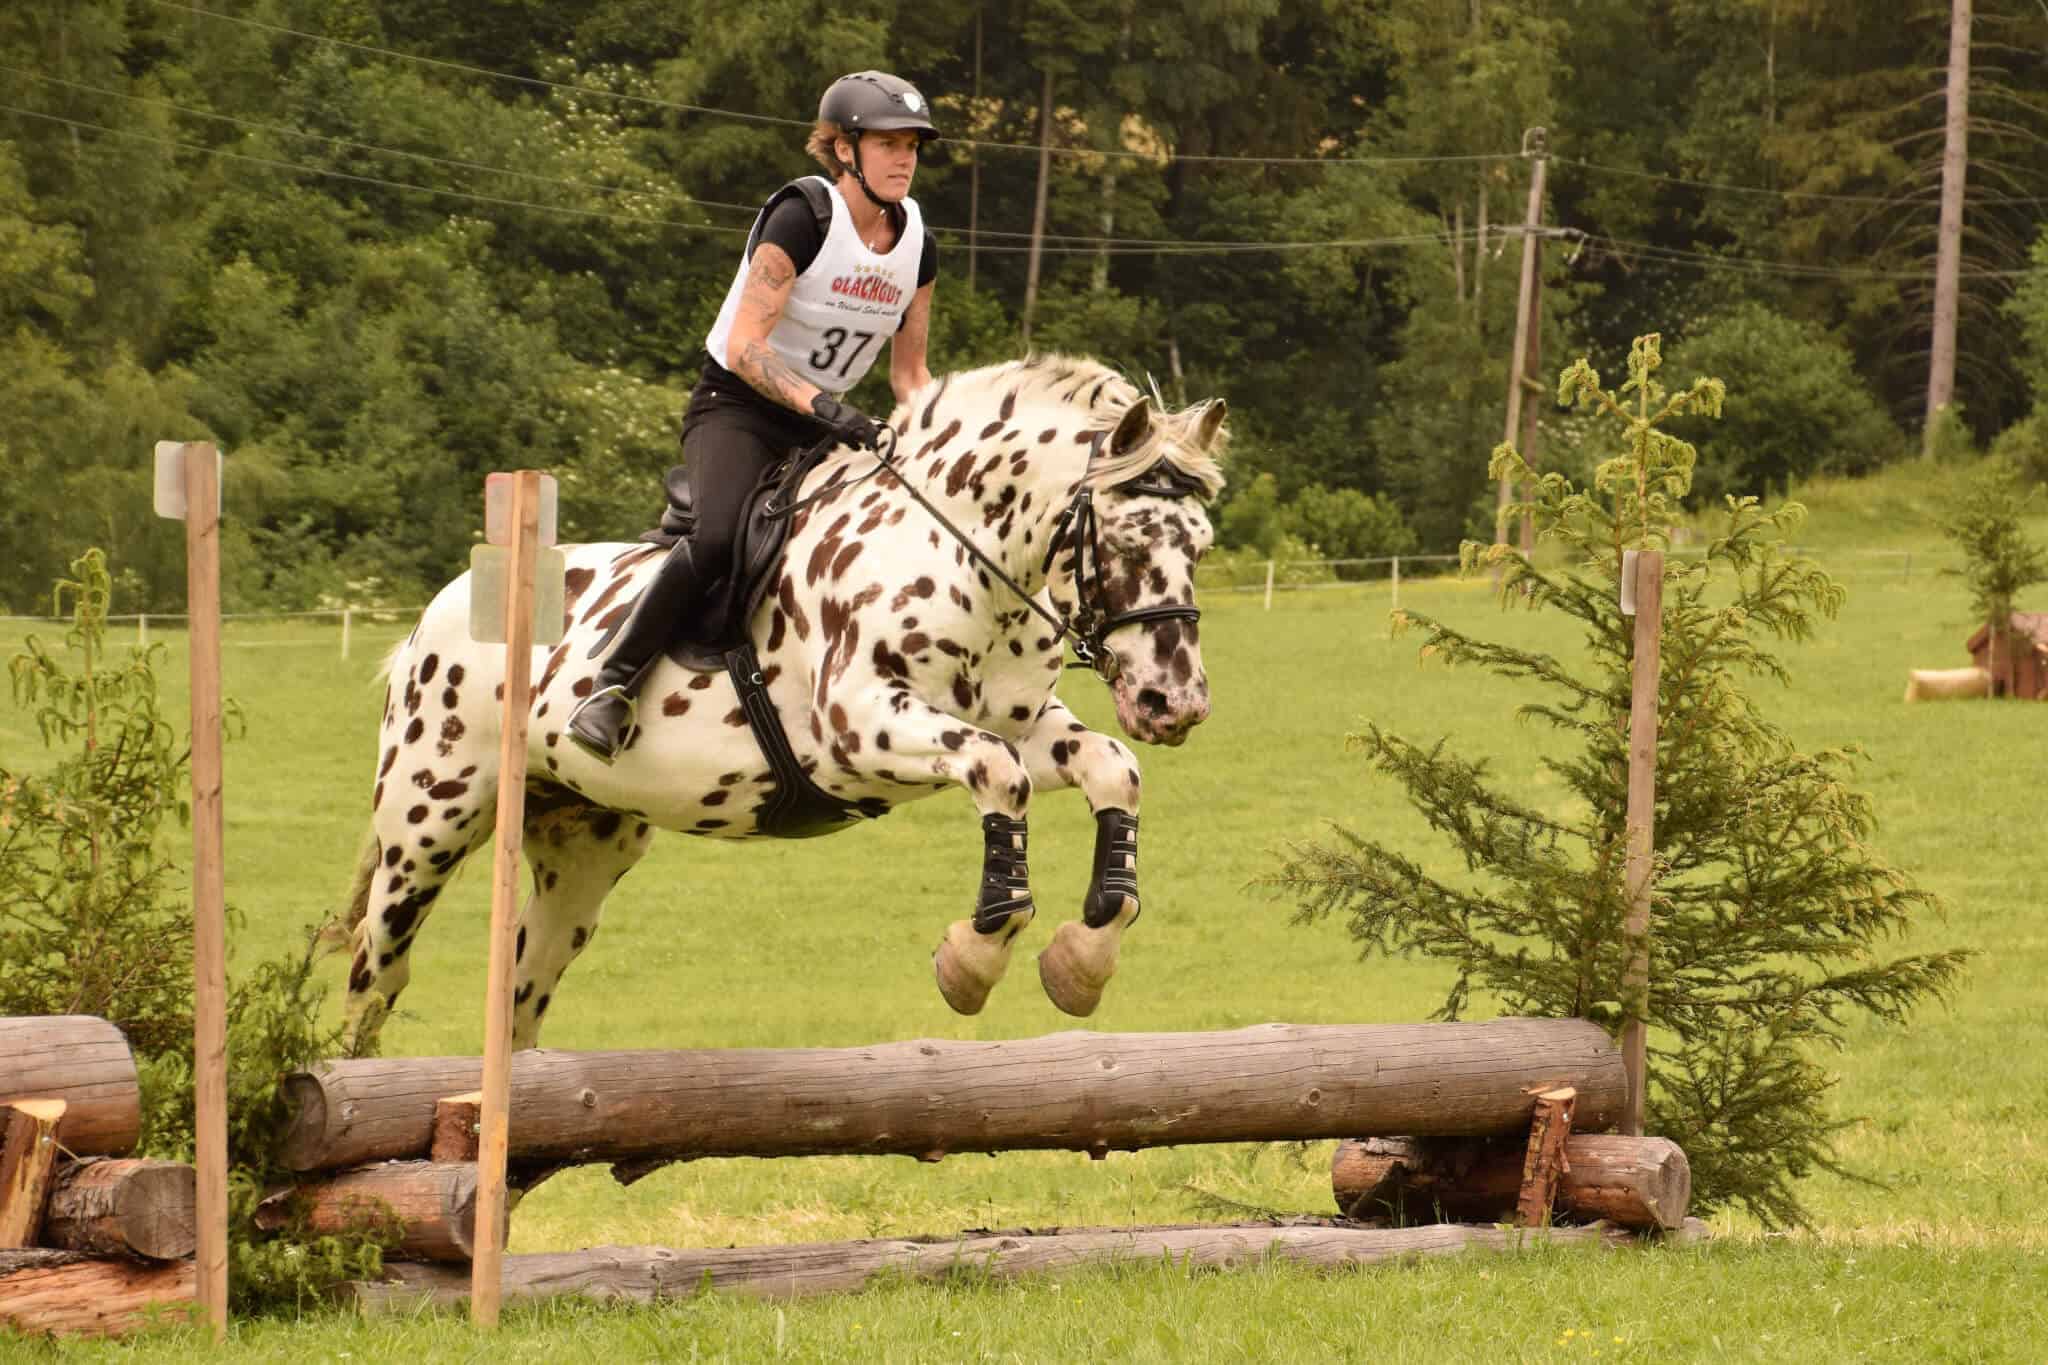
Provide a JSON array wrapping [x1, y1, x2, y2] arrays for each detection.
[[739, 340, 816, 414]]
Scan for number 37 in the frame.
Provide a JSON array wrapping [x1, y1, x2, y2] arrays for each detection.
[[810, 327, 877, 378]]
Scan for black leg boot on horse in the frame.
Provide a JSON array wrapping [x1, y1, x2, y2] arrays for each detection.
[[566, 539, 709, 763]]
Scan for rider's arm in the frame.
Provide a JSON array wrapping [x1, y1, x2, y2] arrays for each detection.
[[727, 242, 825, 416], [890, 281, 935, 403]]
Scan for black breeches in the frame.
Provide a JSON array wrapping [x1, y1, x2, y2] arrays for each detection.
[[674, 381, 832, 574]]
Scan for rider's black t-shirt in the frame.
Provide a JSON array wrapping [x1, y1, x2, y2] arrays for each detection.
[[696, 190, 938, 410]]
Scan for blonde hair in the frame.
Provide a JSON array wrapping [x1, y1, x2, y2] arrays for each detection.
[[806, 121, 851, 177]]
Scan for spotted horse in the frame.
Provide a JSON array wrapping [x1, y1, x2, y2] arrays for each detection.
[[340, 354, 1227, 1049]]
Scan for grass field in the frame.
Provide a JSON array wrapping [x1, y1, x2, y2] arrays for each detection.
[[6, 462, 2046, 1360]]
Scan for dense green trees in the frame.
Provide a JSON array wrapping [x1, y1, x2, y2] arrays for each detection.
[[2, 1, 2045, 612]]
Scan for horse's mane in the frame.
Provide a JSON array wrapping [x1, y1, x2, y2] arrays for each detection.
[[904, 354, 1227, 501]]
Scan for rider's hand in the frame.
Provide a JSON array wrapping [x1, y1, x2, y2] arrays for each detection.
[[810, 394, 884, 451]]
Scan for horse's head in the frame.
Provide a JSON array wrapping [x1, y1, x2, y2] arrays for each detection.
[[1049, 395, 1228, 747]]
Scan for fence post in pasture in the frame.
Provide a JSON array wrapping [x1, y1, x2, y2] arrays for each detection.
[[137, 614, 147, 649], [341, 606, 353, 660], [468, 471, 563, 1329], [1618, 549, 1664, 1137], [1390, 556, 1401, 616], [1263, 559, 1276, 611], [152, 440, 228, 1341]]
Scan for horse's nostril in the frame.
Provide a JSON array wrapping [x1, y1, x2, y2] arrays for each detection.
[[1136, 687, 1169, 717]]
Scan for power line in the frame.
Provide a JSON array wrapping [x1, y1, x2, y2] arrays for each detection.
[[142, 0, 1520, 170], [0, 103, 749, 235], [0, 101, 1491, 258], [1558, 154, 2048, 209], [1580, 232, 2029, 282]]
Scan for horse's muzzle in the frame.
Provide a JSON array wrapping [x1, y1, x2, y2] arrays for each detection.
[[1112, 675, 1211, 746]]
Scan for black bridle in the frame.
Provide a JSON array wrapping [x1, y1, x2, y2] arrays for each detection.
[[771, 426, 1205, 683]]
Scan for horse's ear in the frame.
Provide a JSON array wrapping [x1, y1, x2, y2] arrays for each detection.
[[1109, 398, 1153, 457], [1195, 399, 1227, 450]]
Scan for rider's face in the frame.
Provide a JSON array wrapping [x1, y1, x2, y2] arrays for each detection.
[[841, 130, 921, 200]]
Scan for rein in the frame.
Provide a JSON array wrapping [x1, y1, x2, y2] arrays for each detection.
[[766, 424, 1203, 682]]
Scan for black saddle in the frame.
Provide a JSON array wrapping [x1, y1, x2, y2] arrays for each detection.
[[635, 452, 820, 673]]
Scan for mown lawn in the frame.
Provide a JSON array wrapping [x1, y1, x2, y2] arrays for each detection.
[[6, 465, 2045, 1360]]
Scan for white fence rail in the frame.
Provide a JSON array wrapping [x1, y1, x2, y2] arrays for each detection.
[[0, 548, 1927, 652]]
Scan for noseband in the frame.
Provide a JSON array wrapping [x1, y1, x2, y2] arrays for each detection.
[[1038, 465, 1206, 681]]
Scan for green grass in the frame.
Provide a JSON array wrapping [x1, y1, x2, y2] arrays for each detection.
[[5, 468, 2046, 1359]]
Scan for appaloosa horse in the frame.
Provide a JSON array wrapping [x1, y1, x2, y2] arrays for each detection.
[[340, 355, 1226, 1048]]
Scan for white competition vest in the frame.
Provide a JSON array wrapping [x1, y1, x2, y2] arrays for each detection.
[[704, 178, 924, 397]]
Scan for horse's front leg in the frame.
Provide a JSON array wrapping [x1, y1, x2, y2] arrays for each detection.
[[1016, 698, 1142, 1017], [874, 701, 1038, 1014]]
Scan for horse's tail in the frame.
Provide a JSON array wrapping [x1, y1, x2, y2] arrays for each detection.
[[318, 831, 383, 956]]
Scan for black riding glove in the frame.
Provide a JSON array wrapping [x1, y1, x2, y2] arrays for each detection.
[[810, 394, 884, 451]]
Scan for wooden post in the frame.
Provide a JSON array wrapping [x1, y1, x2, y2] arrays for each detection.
[[1514, 1087, 1575, 1227], [1621, 550, 1664, 1136], [472, 470, 543, 1327], [1263, 559, 1276, 611], [1517, 268, 1545, 558], [341, 605, 353, 660], [1495, 129, 1548, 552], [967, 5, 983, 294], [182, 442, 229, 1340], [0, 1100, 67, 1247], [1390, 555, 1400, 616]]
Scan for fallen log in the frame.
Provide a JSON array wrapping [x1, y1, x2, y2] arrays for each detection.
[[1903, 666, 1990, 702], [1332, 1134, 1692, 1231], [0, 1016, 140, 1158], [41, 1159, 197, 1261], [255, 1161, 490, 1262], [0, 1248, 196, 1337], [280, 1019, 1627, 1172], [344, 1217, 1710, 1311]]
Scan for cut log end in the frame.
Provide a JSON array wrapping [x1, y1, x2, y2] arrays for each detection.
[[1333, 1133, 1691, 1232]]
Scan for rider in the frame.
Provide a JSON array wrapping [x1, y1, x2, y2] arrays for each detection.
[[566, 70, 940, 763]]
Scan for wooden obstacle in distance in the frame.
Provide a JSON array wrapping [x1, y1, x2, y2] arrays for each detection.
[[0, 1016, 198, 1338], [1903, 666, 1990, 701], [263, 1018, 1699, 1313]]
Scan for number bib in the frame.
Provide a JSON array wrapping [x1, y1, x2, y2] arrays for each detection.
[[705, 178, 924, 397]]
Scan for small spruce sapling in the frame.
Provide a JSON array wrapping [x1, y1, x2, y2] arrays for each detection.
[[1265, 336, 1969, 1228]]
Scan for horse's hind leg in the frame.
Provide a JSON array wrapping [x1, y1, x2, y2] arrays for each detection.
[[1014, 697, 1143, 1017], [342, 645, 499, 1051], [510, 797, 654, 1049]]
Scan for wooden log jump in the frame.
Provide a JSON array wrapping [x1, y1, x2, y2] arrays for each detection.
[[0, 1016, 141, 1158], [1332, 1134, 1692, 1230], [345, 1217, 1709, 1311], [254, 1161, 491, 1263], [281, 1019, 1627, 1173], [0, 1248, 196, 1337], [41, 1159, 198, 1261]]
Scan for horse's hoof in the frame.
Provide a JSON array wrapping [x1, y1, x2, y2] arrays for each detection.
[[933, 920, 1008, 1015], [1037, 922, 1113, 1017]]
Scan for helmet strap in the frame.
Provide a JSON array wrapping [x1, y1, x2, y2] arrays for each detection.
[[844, 130, 894, 211]]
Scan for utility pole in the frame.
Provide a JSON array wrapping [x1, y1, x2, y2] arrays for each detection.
[[1497, 127, 1548, 552], [1021, 68, 1054, 346], [1925, 0, 1970, 456], [968, 7, 983, 294]]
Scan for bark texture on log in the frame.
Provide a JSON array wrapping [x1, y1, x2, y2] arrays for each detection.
[[0, 1017, 139, 1157], [1332, 1134, 1692, 1230], [0, 1248, 196, 1337], [1515, 1087, 1576, 1227], [430, 1093, 482, 1163], [346, 1217, 1707, 1311], [256, 1161, 488, 1262], [42, 1159, 198, 1261], [1, 1099, 66, 1248], [282, 1019, 1625, 1172]]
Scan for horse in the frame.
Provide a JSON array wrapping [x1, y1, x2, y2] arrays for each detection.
[[338, 354, 1227, 1049]]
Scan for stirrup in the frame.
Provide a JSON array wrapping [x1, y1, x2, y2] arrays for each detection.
[[565, 684, 638, 764]]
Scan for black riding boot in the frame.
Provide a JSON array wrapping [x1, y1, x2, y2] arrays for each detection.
[[565, 540, 707, 764]]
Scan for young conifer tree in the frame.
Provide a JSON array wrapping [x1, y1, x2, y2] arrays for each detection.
[[1935, 456, 2047, 694], [1268, 336, 1969, 1228]]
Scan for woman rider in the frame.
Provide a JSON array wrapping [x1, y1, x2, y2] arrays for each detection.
[[566, 70, 940, 762]]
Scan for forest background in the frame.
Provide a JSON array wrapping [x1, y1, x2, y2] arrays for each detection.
[[6, 0, 2048, 614]]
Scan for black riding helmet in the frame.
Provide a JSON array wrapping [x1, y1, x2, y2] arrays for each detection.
[[819, 71, 937, 209]]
